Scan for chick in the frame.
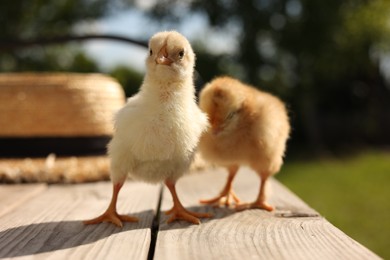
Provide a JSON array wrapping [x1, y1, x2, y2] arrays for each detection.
[[84, 31, 210, 226], [198, 76, 290, 211]]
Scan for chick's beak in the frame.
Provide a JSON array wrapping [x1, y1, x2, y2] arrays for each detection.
[[212, 125, 223, 135], [156, 45, 173, 65], [210, 117, 223, 135]]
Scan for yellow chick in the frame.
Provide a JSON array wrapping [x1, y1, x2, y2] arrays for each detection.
[[84, 31, 210, 226], [198, 76, 290, 211]]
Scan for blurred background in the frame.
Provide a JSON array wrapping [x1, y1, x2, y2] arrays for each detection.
[[0, 0, 389, 257]]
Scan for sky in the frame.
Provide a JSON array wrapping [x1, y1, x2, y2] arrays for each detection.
[[77, 7, 390, 84], [78, 9, 206, 72], [77, 10, 151, 72], [77, 8, 238, 73]]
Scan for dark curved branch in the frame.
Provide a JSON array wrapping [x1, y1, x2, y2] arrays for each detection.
[[0, 34, 148, 51], [0, 34, 205, 91]]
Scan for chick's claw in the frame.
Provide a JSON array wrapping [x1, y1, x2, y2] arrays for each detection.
[[235, 201, 274, 212], [83, 210, 138, 228], [165, 207, 212, 224], [200, 190, 241, 207], [167, 211, 200, 225]]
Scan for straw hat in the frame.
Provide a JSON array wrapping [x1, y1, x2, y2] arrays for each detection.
[[0, 73, 125, 183], [0, 73, 209, 183], [0, 73, 124, 137]]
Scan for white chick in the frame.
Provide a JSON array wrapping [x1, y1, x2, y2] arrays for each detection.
[[198, 76, 290, 211], [84, 31, 210, 226]]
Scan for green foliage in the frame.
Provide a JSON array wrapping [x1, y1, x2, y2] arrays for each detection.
[[0, 0, 143, 97], [142, 0, 390, 150], [0, 0, 119, 73], [0, 0, 115, 39], [68, 51, 100, 72], [109, 65, 143, 97], [1, 0, 389, 149], [277, 150, 390, 258]]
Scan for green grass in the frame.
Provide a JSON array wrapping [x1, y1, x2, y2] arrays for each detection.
[[276, 150, 390, 259]]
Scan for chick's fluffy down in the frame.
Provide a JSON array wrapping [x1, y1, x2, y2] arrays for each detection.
[[108, 90, 208, 184], [198, 76, 290, 176]]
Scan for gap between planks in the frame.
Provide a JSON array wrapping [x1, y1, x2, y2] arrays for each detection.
[[147, 184, 164, 260], [0, 181, 160, 260], [152, 167, 381, 260], [0, 168, 381, 260]]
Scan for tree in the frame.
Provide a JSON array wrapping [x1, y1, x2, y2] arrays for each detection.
[[135, 0, 390, 152], [110, 65, 143, 97], [0, 0, 145, 97], [2, 0, 389, 151], [0, 0, 120, 72]]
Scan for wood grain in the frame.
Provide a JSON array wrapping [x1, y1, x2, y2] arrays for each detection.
[[0, 181, 160, 259], [0, 167, 380, 259], [0, 184, 47, 218], [154, 167, 380, 260]]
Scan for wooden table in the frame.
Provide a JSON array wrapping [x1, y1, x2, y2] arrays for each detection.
[[0, 167, 380, 259]]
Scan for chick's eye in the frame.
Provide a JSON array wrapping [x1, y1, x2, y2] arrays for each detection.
[[226, 109, 239, 121], [149, 49, 153, 56], [226, 112, 235, 120], [178, 50, 185, 59]]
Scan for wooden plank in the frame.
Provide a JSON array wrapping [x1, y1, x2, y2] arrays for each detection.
[[0, 184, 47, 218], [0, 181, 160, 259], [154, 167, 380, 260]]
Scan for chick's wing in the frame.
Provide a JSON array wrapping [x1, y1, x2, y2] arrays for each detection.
[[113, 95, 175, 161]]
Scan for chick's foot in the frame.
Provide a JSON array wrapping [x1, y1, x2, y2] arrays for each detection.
[[165, 206, 212, 224], [165, 179, 212, 224], [200, 190, 241, 207], [235, 201, 274, 212], [84, 181, 138, 227], [83, 209, 138, 228]]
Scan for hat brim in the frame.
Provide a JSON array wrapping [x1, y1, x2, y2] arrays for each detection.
[[0, 152, 210, 184], [0, 155, 110, 184]]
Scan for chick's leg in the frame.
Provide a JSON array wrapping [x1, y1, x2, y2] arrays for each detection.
[[236, 173, 274, 212], [200, 165, 240, 207], [165, 180, 212, 224], [83, 180, 138, 227]]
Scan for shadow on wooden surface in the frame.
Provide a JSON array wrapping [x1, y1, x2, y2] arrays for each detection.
[[0, 181, 160, 259], [158, 205, 236, 231], [0, 210, 153, 258], [153, 168, 380, 260], [0, 168, 381, 259]]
